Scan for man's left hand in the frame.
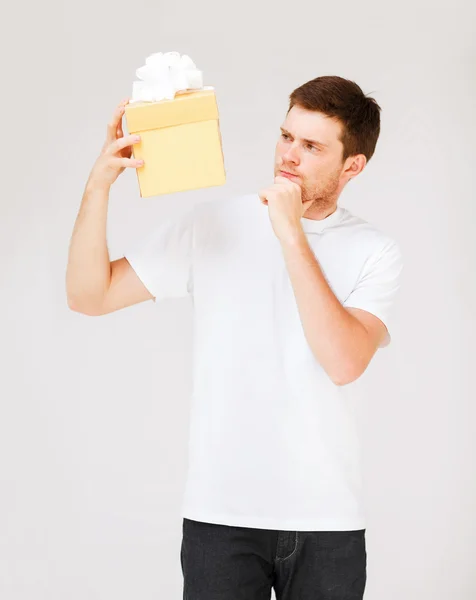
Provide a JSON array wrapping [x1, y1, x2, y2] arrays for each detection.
[[259, 176, 313, 243]]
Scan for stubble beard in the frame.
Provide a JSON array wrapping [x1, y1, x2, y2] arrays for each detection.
[[300, 169, 342, 213]]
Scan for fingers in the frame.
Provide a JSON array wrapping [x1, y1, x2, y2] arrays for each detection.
[[258, 191, 268, 205], [275, 176, 301, 192], [106, 97, 130, 142], [259, 186, 273, 200], [112, 156, 144, 169], [116, 116, 124, 138], [107, 133, 141, 155]]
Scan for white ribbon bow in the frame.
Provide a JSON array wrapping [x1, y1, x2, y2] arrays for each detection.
[[130, 51, 204, 103]]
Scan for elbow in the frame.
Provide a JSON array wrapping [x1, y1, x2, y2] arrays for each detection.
[[66, 295, 103, 316], [66, 280, 106, 316], [329, 361, 366, 387], [67, 295, 80, 313], [68, 303, 101, 317], [331, 373, 357, 386]]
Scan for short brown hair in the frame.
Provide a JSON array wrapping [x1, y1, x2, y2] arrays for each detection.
[[288, 76, 381, 163]]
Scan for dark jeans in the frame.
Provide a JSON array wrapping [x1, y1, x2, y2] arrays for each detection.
[[180, 518, 367, 599]]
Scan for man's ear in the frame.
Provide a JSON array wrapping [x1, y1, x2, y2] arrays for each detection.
[[345, 154, 367, 180]]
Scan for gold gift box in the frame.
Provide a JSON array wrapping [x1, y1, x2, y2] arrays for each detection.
[[124, 88, 226, 197]]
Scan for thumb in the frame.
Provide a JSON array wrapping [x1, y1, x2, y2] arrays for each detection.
[[258, 189, 269, 205]]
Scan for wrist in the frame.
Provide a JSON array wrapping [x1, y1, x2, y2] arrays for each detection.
[[278, 227, 307, 248], [85, 178, 111, 196]]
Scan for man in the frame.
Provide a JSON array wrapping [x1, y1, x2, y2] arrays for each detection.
[[67, 75, 403, 599]]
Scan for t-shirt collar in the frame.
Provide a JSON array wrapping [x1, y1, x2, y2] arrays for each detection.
[[301, 205, 345, 233]]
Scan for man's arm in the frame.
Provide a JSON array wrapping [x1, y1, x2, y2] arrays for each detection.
[[66, 182, 154, 316], [280, 230, 388, 386], [66, 98, 150, 315]]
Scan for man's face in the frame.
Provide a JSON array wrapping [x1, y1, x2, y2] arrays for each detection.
[[274, 105, 359, 211]]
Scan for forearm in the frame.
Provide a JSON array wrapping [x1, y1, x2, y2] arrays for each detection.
[[66, 181, 111, 312], [280, 230, 370, 384]]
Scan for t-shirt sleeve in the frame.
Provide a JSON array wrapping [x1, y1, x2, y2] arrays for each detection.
[[343, 240, 404, 348], [123, 207, 194, 303]]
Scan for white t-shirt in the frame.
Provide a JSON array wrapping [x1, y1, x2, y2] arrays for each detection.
[[125, 193, 403, 531]]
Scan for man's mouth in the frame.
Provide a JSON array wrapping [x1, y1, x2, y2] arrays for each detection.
[[279, 170, 299, 180]]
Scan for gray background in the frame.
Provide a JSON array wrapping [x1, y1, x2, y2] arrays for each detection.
[[2, 0, 475, 598]]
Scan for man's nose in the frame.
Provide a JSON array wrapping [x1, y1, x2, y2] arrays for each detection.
[[282, 143, 300, 164]]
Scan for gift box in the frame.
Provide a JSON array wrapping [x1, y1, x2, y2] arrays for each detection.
[[124, 87, 226, 197]]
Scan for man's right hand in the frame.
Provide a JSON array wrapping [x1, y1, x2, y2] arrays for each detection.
[[86, 98, 145, 190]]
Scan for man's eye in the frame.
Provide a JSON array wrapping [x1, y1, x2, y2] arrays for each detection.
[[306, 144, 317, 151], [281, 133, 290, 140]]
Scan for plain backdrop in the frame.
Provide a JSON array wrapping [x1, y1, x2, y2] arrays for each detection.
[[1, 0, 475, 598]]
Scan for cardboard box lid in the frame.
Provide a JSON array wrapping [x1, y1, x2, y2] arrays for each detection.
[[124, 88, 219, 133]]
